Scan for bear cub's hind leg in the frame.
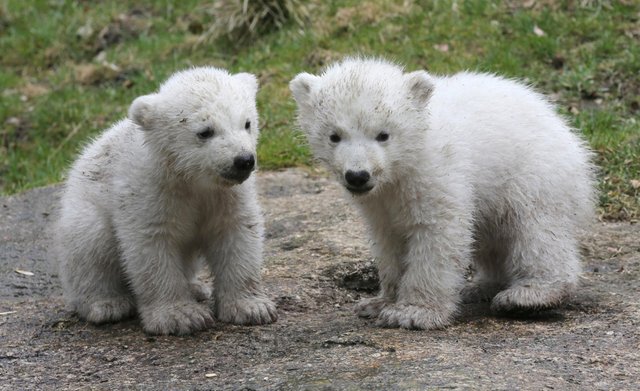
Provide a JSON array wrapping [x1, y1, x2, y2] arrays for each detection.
[[491, 222, 580, 313], [57, 206, 136, 324]]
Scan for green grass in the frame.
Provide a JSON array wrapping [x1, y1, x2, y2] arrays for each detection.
[[1, 0, 638, 220]]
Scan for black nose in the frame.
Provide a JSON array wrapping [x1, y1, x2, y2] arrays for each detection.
[[233, 153, 255, 171], [345, 170, 370, 187]]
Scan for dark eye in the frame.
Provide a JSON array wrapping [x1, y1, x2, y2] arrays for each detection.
[[375, 131, 389, 142], [329, 133, 341, 143], [197, 127, 214, 140], [245, 120, 251, 130]]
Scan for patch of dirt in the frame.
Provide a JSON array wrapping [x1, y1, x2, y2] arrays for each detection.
[[323, 260, 380, 293], [19, 83, 50, 99], [72, 62, 137, 87], [1, 169, 639, 390], [76, 10, 151, 55]]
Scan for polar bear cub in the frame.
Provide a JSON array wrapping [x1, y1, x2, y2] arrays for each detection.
[[55, 67, 277, 335], [290, 58, 595, 329]]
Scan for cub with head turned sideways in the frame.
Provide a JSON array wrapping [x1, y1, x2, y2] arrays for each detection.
[[54, 67, 277, 335], [290, 58, 595, 329]]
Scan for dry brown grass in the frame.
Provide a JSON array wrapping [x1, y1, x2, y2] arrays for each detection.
[[202, 0, 310, 42]]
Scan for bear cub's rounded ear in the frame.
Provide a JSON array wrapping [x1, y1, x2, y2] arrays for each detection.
[[129, 94, 159, 129], [234, 73, 259, 96], [403, 71, 435, 108], [289, 73, 320, 106]]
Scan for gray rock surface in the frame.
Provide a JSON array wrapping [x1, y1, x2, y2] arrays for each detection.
[[1, 168, 639, 390]]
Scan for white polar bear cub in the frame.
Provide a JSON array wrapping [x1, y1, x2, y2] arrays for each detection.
[[290, 58, 595, 329], [55, 67, 277, 335]]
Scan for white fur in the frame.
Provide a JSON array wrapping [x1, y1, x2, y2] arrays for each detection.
[[54, 67, 276, 335], [290, 58, 596, 329]]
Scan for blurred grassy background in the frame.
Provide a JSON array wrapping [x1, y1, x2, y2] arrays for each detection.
[[1, 0, 638, 220]]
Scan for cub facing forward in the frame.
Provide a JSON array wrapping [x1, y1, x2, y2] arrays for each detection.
[[290, 58, 595, 329], [55, 67, 277, 335]]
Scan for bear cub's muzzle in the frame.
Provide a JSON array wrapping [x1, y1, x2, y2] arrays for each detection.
[[344, 169, 374, 194], [222, 153, 256, 183]]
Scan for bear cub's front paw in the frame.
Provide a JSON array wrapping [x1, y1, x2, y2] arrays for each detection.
[[141, 301, 214, 335], [354, 296, 389, 318], [83, 296, 136, 324], [376, 303, 452, 330], [216, 295, 278, 325]]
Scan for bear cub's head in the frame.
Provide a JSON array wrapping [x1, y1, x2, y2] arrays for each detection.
[[290, 58, 434, 196], [129, 67, 259, 186]]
